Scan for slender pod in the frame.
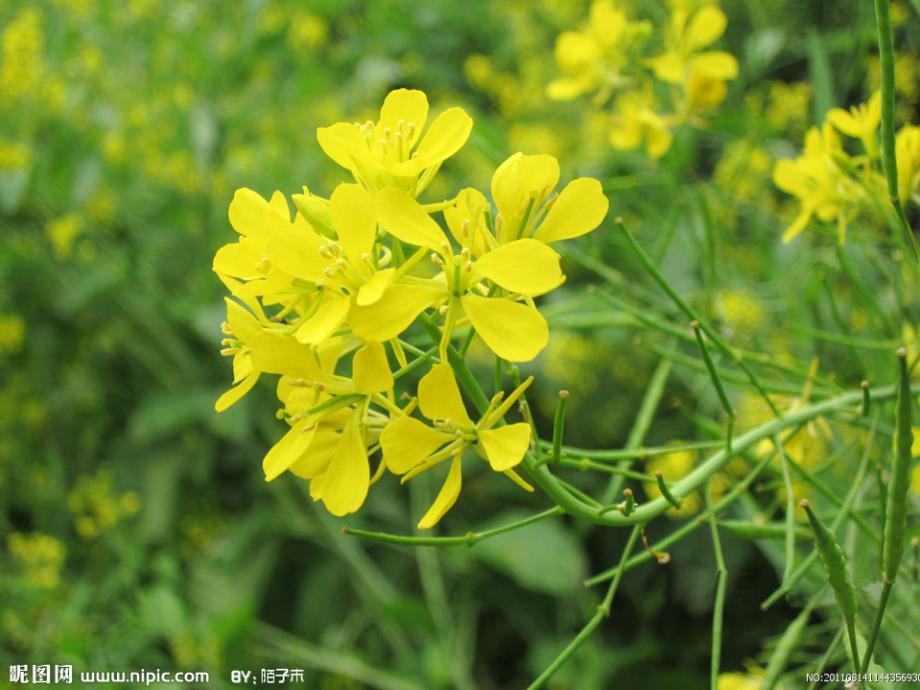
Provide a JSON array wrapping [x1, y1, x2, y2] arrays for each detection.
[[882, 348, 913, 583], [801, 500, 860, 672], [862, 349, 915, 672], [551, 390, 568, 464]]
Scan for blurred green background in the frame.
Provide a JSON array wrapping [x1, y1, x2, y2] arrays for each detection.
[[2, 1, 918, 688]]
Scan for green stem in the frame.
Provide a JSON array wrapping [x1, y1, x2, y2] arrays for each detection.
[[873, 0, 920, 261], [617, 218, 780, 416], [704, 485, 727, 690], [342, 507, 563, 547], [861, 581, 893, 673], [525, 525, 642, 690]]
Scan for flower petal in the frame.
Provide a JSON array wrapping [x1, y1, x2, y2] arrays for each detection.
[[316, 122, 365, 172], [375, 188, 448, 250], [473, 239, 563, 295], [319, 416, 370, 516], [378, 88, 429, 148], [330, 183, 377, 262], [352, 341, 393, 394], [356, 267, 395, 306], [290, 425, 340, 479], [380, 417, 453, 474], [295, 293, 351, 344], [491, 153, 560, 222], [535, 178, 609, 243], [689, 52, 738, 80], [228, 188, 287, 238], [413, 107, 473, 166], [461, 295, 549, 362], [262, 418, 318, 481], [251, 332, 322, 380], [477, 423, 531, 471], [350, 282, 444, 341], [215, 370, 259, 412], [417, 455, 463, 529], [686, 5, 727, 50], [418, 363, 472, 426]]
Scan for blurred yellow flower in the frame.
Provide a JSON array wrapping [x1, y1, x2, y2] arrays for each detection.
[[896, 124, 920, 206], [646, 4, 737, 87], [610, 90, 673, 158], [7, 532, 66, 589], [0, 8, 44, 107], [827, 91, 882, 157], [46, 213, 83, 260], [773, 123, 862, 243], [0, 314, 25, 353]]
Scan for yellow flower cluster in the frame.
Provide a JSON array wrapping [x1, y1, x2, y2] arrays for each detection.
[[7, 532, 66, 590], [214, 89, 609, 527], [773, 91, 920, 244], [548, 0, 738, 158], [67, 469, 141, 540]]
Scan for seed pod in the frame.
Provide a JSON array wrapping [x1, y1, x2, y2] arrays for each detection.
[[801, 500, 858, 639], [882, 348, 913, 584]]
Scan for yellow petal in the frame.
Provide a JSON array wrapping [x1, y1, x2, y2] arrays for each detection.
[[316, 122, 365, 172], [646, 52, 684, 83], [689, 52, 738, 80], [911, 465, 920, 495], [827, 108, 862, 138], [290, 425, 340, 479], [473, 239, 563, 295], [267, 223, 327, 282], [268, 190, 291, 219], [319, 416, 370, 516], [356, 267, 395, 306], [535, 178, 608, 243], [215, 370, 259, 412], [477, 423, 531, 472], [225, 297, 262, 343], [461, 295, 549, 362], [491, 153, 560, 222], [330, 183, 377, 262], [262, 418, 318, 481], [380, 417, 453, 474], [213, 238, 265, 280], [413, 107, 473, 166], [251, 332, 322, 379], [444, 187, 491, 256], [686, 6, 727, 50], [418, 363, 472, 426], [232, 351, 254, 384], [352, 341, 393, 394], [378, 88, 429, 148], [228, 188, 287, 238], [911, 427, 919, 457], [646, 124, 673, 159], [308, 471, 325, 500], [350, 282, 444, 341], [375, 188, 448, 250], [295, 294, 351, 344], [417, 455, 463, 529]]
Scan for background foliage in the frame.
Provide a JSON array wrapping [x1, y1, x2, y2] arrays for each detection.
[[1, 1, 918, 688]]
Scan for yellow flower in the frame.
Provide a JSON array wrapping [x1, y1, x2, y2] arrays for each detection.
[[380, 364, 534, 528], [0, 313, 25, 353], [366, 186, 567, 362], [546, 0, 645, 102], [316, 88, 472, 196], [912, 428, 920, 495], [896, 124, 920, 206], [772, 123, 863, 243], [46, 214, 83, 261], [0, 8, 45, 107], [261, 339, 395, 517], [488, 152, 609, 245], [717, 672, 763, 690], [609, 90, 673, 158], [645, 4, 738, 87], [7, 532, 66, 589], [827, 91, 882, 157]]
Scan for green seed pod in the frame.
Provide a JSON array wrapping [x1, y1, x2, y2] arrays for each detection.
[[882, 348, 913, 584], [801, 500, 858, 637]]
